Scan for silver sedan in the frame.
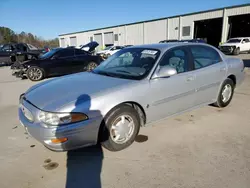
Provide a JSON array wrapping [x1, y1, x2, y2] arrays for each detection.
[[19, 43, 245, 152]]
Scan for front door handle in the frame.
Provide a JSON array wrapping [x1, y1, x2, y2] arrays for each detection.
[[186, 76, 195, 82], [220, 67, 226, 72]]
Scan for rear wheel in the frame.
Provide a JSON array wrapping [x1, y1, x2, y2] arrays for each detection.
[[86, 61, 98, 71], [27, 66, 45, 81], [214, 78, 235, 108], [100, 105, 140, 151]]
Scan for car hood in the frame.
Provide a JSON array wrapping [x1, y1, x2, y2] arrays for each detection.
[[80, 41, 99, 52], [21, 59, 44, 65], [25, 72, 133, 111], [220, 43, 240, 47]]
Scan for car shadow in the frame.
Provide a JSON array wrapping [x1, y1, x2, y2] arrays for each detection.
[[66, 145, 103, 188], [55, 94, 104, 188]]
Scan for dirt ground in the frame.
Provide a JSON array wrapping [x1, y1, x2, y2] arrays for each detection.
[[0, 54, 250, 188]]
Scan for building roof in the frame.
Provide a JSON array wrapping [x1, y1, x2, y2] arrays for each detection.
[[59, 3, 250, 37]]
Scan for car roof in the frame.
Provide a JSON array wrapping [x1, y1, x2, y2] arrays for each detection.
[[129, 42, 213, 52]]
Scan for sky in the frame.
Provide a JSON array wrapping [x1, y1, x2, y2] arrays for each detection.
[[0, 0, 249, 39]]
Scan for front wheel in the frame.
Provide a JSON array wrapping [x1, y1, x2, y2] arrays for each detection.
[[100, 105, 140, 151], [27, 66, 45, 81], [214, 78, 235, 108], [233, 47, 240, 55]]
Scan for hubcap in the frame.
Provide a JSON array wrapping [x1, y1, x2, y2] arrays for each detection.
[[87, 62, 97, 71], [29, 68, 42, 80], [110, 115, 135, 144], [222, 84, 232, 103]]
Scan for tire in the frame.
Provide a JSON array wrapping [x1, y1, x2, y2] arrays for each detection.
[[214, 78, 235, 108], [100, 105, 140, 151], [86, 61, 98, 71], [233, 47, 240, 55], [27, 66, 45, 81]]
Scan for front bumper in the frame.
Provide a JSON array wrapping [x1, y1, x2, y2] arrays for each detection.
[[219, 46, 235, 54], [12, 69, 27, 78], [19, 98, 102, 151]]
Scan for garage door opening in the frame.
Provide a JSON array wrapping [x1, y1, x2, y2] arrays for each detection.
[[104, 32, 114, 46], [194, 18, 223, 47], [94, 33, 103, 51], [70, 37, 77, 47], [227, 14, 250, 39]]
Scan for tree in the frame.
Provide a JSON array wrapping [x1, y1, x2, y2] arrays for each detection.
[[0, 26, 59, 48], [0, 27, 16, 43]]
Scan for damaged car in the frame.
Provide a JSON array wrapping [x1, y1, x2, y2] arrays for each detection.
[[12, 42, 103, 81]]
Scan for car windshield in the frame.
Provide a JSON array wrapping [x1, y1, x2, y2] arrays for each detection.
[[39, 48, 61, 59], [227, 39, 242, 43], [92, 48, 161, 80], [104, 46, 113, 50]]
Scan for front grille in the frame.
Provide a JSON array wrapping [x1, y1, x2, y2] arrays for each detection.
[[220, 46, 234, 52]]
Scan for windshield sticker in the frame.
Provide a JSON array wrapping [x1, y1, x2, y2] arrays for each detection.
[[141, 50, 158, 55]]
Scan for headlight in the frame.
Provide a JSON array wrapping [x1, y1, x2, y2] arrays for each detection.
[[38, 111, 88, 126]]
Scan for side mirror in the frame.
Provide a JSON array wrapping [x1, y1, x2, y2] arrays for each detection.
[[242, 41, 245, 44], [153, 66, 177, 79]]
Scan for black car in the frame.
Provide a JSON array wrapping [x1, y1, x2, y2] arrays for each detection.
[[0, 43, 44, 66], [13, 42, 103, 81]]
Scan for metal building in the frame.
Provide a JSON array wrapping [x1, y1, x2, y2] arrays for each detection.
[[59, 4, 250, 49]]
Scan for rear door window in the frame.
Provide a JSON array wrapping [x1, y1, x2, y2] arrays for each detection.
[[56, 49, 75, 58], [189, 46, 221, 70]]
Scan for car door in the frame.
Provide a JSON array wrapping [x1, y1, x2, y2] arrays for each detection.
[[242, 38, 250, 52], [74, 49, 90, 72], [147, 47, 197, 122], [48, 49, 76, 75], [188, 45, 227, 106]]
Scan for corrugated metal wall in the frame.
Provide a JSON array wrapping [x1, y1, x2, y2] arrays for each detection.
[[227, 5, 250, 16], [126, 23, 144, 45], [59, 5, 250, 47], [118, 26, 126, 45], [144, 20, 167, 44], [168, 17, 179, 40]]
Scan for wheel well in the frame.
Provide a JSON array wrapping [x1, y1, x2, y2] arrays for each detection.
[[228, 75, 236, 86], [97, 102, 146, 143], [122, 102, 146, 126]]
